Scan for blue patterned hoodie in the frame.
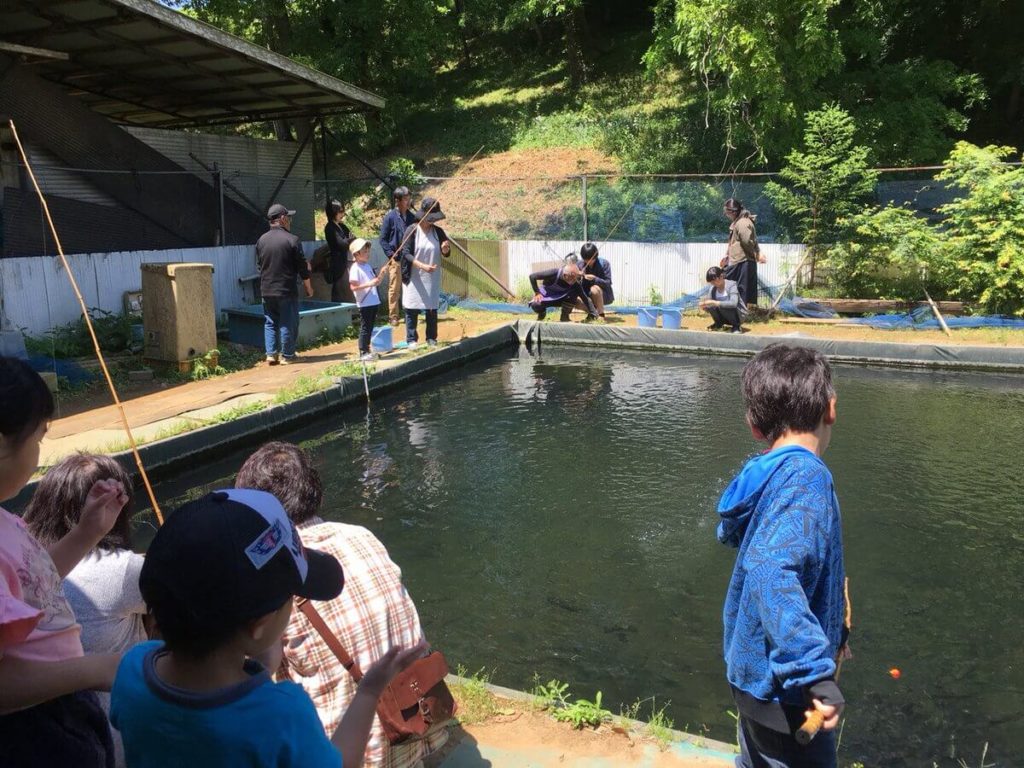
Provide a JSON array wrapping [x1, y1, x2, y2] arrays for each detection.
[[717, 445, 846, 718]]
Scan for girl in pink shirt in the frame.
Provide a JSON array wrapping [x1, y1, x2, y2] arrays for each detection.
[[0, 357, 129, 768]]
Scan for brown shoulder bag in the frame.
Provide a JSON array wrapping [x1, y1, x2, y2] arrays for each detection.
[[295, 597, 457, 744]]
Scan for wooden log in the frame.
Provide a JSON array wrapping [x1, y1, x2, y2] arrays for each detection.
[[812, 298, 965, 315]]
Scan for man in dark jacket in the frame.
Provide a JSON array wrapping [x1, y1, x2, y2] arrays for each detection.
[[529, 262, 598, 322], [257, 203, 313, 365], [379, 186, 414, 327], [575, 242, 613, 320]]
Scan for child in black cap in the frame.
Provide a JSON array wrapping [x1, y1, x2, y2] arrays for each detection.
[[110, 489, 424, 768]]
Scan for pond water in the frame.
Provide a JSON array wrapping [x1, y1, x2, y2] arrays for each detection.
[[143, 346, 1024, 767]]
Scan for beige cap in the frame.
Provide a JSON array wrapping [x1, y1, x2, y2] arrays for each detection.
[[348, 237, 371, 255]]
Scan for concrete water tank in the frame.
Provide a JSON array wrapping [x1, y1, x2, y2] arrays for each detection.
[[141, 263, 216, 368]]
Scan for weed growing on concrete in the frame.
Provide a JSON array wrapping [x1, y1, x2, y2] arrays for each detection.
[[529, 676, 570, 711], [646, 701, 675, 749], [273, 375, 330, 404], [450, 665, 498, 725], [324, 361, 376, 378], [552, 691, 611, 729]]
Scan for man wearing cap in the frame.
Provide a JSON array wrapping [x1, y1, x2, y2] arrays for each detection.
[[257, 204, 313, 365], [109, 489, 426, 768], [379, 186, 414, 327]]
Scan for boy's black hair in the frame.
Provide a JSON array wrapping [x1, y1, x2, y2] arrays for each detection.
[[580, 242, 599, 261], [0, 357, 55, 447], [706, 266, 724, 281], [145, 585, 250, 659], [25, 453, 134, 552], [741, 344, 835, 442], [235, 441, 323, 525]]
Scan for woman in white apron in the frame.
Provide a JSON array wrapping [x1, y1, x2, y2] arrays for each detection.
[[400, 196, 450, 347]]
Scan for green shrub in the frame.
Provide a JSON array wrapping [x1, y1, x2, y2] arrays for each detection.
[[936, 143, 1024, 315], [825, 205, 946, 300]]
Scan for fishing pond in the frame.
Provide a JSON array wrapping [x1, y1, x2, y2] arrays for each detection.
[[143, 346, 1024, 767]]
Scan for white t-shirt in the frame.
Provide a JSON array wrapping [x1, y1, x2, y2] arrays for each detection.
[[349, 261, 381, 308]]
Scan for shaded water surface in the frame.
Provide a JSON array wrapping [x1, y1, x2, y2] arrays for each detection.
[[148, 347, 1024, 767]]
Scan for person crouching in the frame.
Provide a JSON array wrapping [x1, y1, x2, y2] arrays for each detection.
[[529, 262, 599, 322], [700, 266, 747, 333]]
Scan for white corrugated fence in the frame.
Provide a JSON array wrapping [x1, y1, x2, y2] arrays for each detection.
[[1, 240, 805, 337]]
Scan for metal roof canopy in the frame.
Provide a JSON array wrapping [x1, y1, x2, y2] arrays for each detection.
[[1, 0, 385, 128]]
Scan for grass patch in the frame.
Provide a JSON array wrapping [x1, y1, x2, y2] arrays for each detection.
[[450, 665, 499, 725], [272, 375, 332, 404], [323, 361, 376, 378]]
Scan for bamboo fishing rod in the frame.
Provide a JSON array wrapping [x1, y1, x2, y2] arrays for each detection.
[[8, 120, 164, 525]]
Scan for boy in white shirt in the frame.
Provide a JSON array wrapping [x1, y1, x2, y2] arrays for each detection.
[[348, 238, 382, 362]]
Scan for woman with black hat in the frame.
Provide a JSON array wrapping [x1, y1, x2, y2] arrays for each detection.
[[719, 198, 766, 307], [400, 197, 450, 347]]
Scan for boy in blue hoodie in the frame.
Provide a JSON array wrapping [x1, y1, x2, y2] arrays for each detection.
[[717, 344, 847, 768]]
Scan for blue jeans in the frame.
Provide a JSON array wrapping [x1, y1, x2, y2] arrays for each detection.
[[405, 308, 437, 343], [736, 716, 836, 768], [263, 296, 299, 358]]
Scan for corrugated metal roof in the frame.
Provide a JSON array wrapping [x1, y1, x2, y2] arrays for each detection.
[[1, 0, 384, 127]]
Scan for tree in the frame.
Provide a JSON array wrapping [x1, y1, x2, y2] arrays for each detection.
[[644, 0, 844, 165], [936, 143, 1024, 315], [765, 106, 878, 250], [505, 0, 590, 87]]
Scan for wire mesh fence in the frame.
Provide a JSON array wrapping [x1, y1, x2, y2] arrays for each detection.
[[2, 158, 964, 260]]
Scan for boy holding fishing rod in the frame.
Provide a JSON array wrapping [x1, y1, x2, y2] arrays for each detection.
[[716, 344, 850, 767]]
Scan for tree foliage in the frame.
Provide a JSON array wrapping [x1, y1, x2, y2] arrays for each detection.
[[765, 106, 878, 248], [936, 143, 1024, 315]]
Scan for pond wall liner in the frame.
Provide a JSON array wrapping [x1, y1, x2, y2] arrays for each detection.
[[518, 321, 1024, 372]]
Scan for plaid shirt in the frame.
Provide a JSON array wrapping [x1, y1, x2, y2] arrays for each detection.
[[282, 519, 443, 768]]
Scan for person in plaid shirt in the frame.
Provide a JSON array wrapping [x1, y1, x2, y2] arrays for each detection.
[[236, 442, 447, 768]]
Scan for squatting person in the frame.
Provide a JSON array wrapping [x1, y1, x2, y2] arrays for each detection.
[[699, 266, 747, 333], [529, 261, 599, 322], [575, 242, 613, 320]]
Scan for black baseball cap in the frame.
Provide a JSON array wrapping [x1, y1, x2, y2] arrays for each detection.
[[267, 203, 296, 221], [140, 490, 344, 627]]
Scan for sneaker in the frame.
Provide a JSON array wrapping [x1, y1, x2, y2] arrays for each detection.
[[407, 341, 419, 350], [426, 339, 438, 348], [359, 352, 374, 362], [266, 354, 279, 365], [731, 328, 743, 334], [280, 355, 297, 365], [707, 324, 724, 331]]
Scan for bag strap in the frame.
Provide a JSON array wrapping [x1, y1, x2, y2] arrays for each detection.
[[295, 597, 365, 683]]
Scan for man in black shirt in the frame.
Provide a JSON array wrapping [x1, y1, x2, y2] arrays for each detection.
[[257, 203, 313, 365]]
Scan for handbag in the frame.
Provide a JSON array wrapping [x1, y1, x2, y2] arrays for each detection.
[[295, 597, 457, 744]]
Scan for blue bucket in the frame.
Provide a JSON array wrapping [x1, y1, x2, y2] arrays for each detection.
[[371, 325, 393, 352], [661, 307, 682, 330], [637, 307, 660, 328]]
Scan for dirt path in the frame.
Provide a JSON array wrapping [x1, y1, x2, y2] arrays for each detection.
[[429, 707, 734, 768]]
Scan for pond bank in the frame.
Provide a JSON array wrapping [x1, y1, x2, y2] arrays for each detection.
[[432, 675, 735, 768]]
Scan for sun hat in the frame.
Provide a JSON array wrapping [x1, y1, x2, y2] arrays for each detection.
[[411, 197, 446, 223], [348, 237, 371, 255]]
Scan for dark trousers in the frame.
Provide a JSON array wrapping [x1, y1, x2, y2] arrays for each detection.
[[529, 300, 574, 322], [736, 716, 836, 768], [725, 260, 758, 306], [708, 305, 743, 331], [0, 690, 114, 768], [358, 304, 378, 353], [405, 308, 438, 343]]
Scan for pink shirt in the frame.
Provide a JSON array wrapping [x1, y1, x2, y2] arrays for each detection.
[[0, 507, 83, 661]]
